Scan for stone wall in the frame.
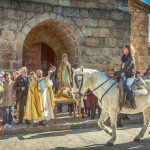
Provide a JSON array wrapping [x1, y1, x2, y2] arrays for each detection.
[[129, 0, 150, 72], [0, 0, 148, 72]]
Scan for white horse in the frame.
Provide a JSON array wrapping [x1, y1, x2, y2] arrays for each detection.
[[72, 67, 150, 146]]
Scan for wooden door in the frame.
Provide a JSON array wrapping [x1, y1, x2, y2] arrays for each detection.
[[41, 43, 55, 76], [23, 44, 41, 71]]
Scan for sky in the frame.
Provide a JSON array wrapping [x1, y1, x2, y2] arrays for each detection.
[[143, 0, 150, 5]]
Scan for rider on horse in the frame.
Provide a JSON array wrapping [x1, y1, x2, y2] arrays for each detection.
[[114, 44, 136, 109]]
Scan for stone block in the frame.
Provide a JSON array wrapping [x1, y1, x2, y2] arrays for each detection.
[[83, 18, 98, 27], [139, 30, 147, 37], [7, 41, 17, 51], [4, 0, 12, 8], [82, 27, 92, 36], [22, 25, 31, 35], [21, 2, 33, 11], [124, 30, 131, 38], [115, 21, 131, 29], [86, 2, 96, 8], [16, 41, 23, 51], [85, 37, 102, 47], [0, 21, 3, 29], [35, 14, 44, 24], [44, 4, 53, 12], [4, 9, 18, 19], [111, 10, 124, 20], [63, 7, 79, 17], [89, 9, 111, 19], [59, 0, 70, 6], [27, 12, 36, 20], [0, 8, 4, 18], [93, 28, 110, 37], [0, 39, 7, 50], [13, 52, 22, 61], [12, 0, 19, 9], [0, 0, 4, 7], [2, 29, 17, 41], [18, 10, 27, 21], [3, 19, 17, 30], [0, 61, 11, 69], [48, 0, 59, 5], [12, 61, 22, 70], [111, 29, 125, 38], [0, 29, 2, 37], [124, 12, 131, 21], [53, 6, 63, 14], [80, 9, 88, 18], [16, 32, 26, 43], [26, 17, 37, 28], [105, 38, 116, 47], [32, 3, 44, 13], [1, 51, 13, 60]]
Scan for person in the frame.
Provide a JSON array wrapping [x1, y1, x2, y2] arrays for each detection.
[[25, 69, 55, 127], [57, 54, 72, 114], [0, 71, 4, 101], [14, 67, 29, 124], [28, 71, 36, 82], [144, 68, 150, 79], [12, 70, 19, 81], [49, 63, 57, 92], [114, 44, 136, 109], [1, 72, 15, 128]]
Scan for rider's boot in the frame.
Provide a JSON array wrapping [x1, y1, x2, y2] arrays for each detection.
[[129, 97, 136, 109]]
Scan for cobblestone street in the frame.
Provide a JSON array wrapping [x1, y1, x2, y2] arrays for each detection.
[[0, 124, 149, 150]]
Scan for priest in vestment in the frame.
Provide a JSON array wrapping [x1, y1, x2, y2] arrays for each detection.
[[25, 69, 55, 127]]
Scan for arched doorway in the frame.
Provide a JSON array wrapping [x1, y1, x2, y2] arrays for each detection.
[[22, 20, 78, 75], [23, 42, 55, 76]]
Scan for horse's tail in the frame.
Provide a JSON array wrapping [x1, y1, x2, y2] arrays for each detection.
[[144, 79, 150, 93]]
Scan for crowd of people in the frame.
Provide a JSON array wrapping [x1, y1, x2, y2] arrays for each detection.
[[0, 51, 150, 129], [0, 54, 67, 128]]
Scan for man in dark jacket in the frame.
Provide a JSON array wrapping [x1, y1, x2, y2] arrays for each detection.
[[14, 67, 29, 124]]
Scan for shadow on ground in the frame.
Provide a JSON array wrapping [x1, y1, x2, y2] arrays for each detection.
[[54, 138, 150, 150]]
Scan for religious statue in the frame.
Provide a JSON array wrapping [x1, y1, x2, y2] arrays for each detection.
[[57, 54, 72, 89], [57, 54, 73, 114]]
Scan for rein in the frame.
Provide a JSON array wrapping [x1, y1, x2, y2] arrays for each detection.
[[99, 80, 118, 103], [73, 70, 119, 105], [85, 78, 111, 96]]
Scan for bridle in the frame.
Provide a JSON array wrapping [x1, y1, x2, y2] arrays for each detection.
[[73, 71, 119, 103], [73, 73, 112, 98], [73, 73, 84, 96]]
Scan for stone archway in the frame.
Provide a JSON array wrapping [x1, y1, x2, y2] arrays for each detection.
[[21, 18, 80, 73]]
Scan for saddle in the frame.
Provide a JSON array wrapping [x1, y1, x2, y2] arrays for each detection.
[[118, 77, 147, 110]]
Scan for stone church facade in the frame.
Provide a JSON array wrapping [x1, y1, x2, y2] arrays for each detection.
[[0, 0, 149, 73]]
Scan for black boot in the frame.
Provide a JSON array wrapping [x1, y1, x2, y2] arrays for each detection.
[[130, 98, 136, 109]]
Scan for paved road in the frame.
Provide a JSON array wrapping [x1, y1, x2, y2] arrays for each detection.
[[0, 124, 149, 150]]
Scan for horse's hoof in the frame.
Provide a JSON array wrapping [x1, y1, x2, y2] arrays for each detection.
[[134, 138, 140, 142], [106, 142, 114, 146]]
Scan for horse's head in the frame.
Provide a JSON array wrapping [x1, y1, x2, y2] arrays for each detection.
[[72, 67, 91, 100]]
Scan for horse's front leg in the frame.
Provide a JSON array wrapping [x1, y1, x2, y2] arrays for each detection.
[[98, 110, 112, 136], [134, 107, 150, 142], [107, 110, 117, 146]]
